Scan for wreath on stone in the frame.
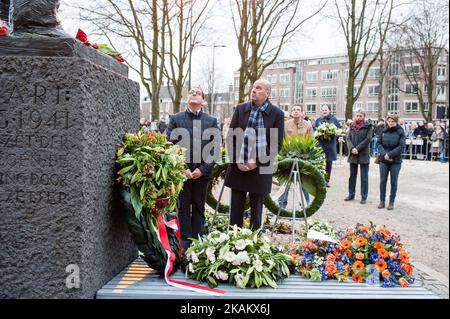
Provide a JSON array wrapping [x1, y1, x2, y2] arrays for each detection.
[[115, 129, 186, 275], [206, 135, 327, 219]]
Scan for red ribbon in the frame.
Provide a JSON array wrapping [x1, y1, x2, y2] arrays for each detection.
[[156, 214, 225, 296]]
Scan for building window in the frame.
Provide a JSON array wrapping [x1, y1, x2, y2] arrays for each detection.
[[367, 85, 380, 96], [306, 72, 318, 82], [321, 87, 337, 98], [390, 62, 400, 76], [437, 85, 446, 96], [367, 102, 379, 113], [321, 70, 338, 81], [305, 87, 317, 98], [345, 86, 360, 97], [405, 83, 419, 95], [387, 101, 399, 113], [437, 66, 446, 77], [271, 89, 277, 98], [405, 101, 419, 113], [321, 102, 337, 114], [280, 104, 289, 111], [306, 103, 317, 114], [368, 67, 380, 79], [267, 74, 278, 83], [280, 88, 290, 98], [280, 74, 291, 83], [352, 102, 363, 111], [423, 102, 430, 112], [406, 64, 420, 76]]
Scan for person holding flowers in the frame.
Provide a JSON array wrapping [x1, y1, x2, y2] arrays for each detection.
[[344, 108, 373, 204], [376, 113, 406, 210], [314, 104, 342, 187], [166, 86, 220, 250]]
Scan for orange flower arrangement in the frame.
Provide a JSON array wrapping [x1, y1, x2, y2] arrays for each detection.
[[352, 273, 363, 283], [355, 253, 364, 260], [377, 248, 389, 259], [326, 254, 336, 262], [340, 240, 351, 249], [375, 259, 387, 272], [325, 263, 337, 276], [382, 270, 391, 278], [354, 237, 367, 247], [399, 251, 410, 264], [373, 242, 384, 249], [352, 261, 365, 270], [345, 249, 352, 257], [398, 278, 409, 287]]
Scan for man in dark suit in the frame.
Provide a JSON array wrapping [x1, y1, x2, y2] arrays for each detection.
[[224, 79, 284, 230], [166, 86, 220, 250]]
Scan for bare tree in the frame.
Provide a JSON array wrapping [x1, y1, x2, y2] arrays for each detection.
[[231, 0, 327, 103], [335, 0, 394, 121], [75, 0, 167, 121], [163, 0, 213, 113], [392, 0, 449, 122]]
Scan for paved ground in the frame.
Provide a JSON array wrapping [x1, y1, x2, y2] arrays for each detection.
[[212, 159, 449, 297]]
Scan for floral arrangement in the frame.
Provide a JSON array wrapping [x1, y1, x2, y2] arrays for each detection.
[[290, 221, 350, 281], [204, 209, 229, 234], [0, 22, 9, 36], [298, 220, 339, 241], [185, 226, 293, 289], [76, 28, 125, 62], [339, 222, 415, 288], [315, 122, 345, 140], [116, 129, 186, 272]]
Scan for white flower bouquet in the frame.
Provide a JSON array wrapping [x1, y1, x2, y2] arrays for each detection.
[[315, 123, 344, 140], [185, 225, 293, 288]]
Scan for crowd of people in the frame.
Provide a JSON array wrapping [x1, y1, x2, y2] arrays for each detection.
[[141, 80, 448, 250]]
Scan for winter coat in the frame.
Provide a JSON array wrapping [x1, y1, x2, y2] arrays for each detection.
[[413, 125, 428, 139], [224, 100, 284, 194], [315, 114, 341, 161], [166, 109, 220, 179], [376, 125, 406, 164], [347, 120, 374, 164]]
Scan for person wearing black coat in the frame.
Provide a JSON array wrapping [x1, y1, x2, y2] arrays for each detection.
[[314, 104, 341, 187], [376, 113, 406, 211], [224, 79, 284, 230], [344, 108, 373, 204], [166, 86, 220, 250]]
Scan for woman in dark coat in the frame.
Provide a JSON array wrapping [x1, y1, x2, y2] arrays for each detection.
[[376, 113, 406, 210], [344, 108, 373, 204], [314, 104, 341, 187]]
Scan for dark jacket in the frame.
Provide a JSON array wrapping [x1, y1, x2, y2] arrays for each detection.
[[377, 125, 406, 164], [315, 114, 341, 161], [166, 110, 220, 179], [224, 100, 284, 194], [413, 125, 428, 138], [374, 124, 385, 138], [347, 120, 374, 164]]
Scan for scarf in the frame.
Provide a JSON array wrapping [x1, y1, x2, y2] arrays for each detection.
[[352, 118, 365, 131], [239, 101, 269, 163]]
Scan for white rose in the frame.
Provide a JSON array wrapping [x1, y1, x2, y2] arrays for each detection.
[[254, 259, 263, 272], [245, 239, 253, 247], [241, 228, 252, 236], [191, 252, 199, 263], [206, 247, 216, 256], [188, 263, 194, 273], [235, 251, 250, 265], [223, 251, 236, 263], [218, 233, 229, 243], [218, 271, 229, 281], [235, 239, 247, 251], [208, 253, 216, 263]]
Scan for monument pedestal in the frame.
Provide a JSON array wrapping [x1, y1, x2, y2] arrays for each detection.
[[0, 38, 139, 298]]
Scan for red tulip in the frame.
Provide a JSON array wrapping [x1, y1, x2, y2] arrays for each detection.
[[0, 26, 9, 36]]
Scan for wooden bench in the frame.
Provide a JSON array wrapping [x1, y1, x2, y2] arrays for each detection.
[[96, 258, 439, 299]]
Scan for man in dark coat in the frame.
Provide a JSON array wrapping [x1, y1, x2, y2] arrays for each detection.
[[224, 79, 284, 230], [344, 108, 373, 204], [314, 104, 341, 187], [166, 86, 220, 250]]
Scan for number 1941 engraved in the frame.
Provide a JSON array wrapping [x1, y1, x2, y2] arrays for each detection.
[[0, 109, 71, 130]]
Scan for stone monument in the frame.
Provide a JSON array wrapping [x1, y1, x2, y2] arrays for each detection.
[[0, 0, 139, 298]]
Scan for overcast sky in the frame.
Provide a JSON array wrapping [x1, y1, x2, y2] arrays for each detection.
[[58, 0, 408, 97]]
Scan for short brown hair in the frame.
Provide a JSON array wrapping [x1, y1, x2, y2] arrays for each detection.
[[386, 113, 399, 123], [291, 104, 304, 112]]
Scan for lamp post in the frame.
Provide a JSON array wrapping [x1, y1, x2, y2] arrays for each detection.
[[211, 43, 226, 117]]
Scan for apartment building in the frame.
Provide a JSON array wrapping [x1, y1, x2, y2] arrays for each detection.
[[233, 49, 449, 122]]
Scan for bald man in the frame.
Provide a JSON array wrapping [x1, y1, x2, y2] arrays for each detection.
[[224, 79, 284, 230]]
